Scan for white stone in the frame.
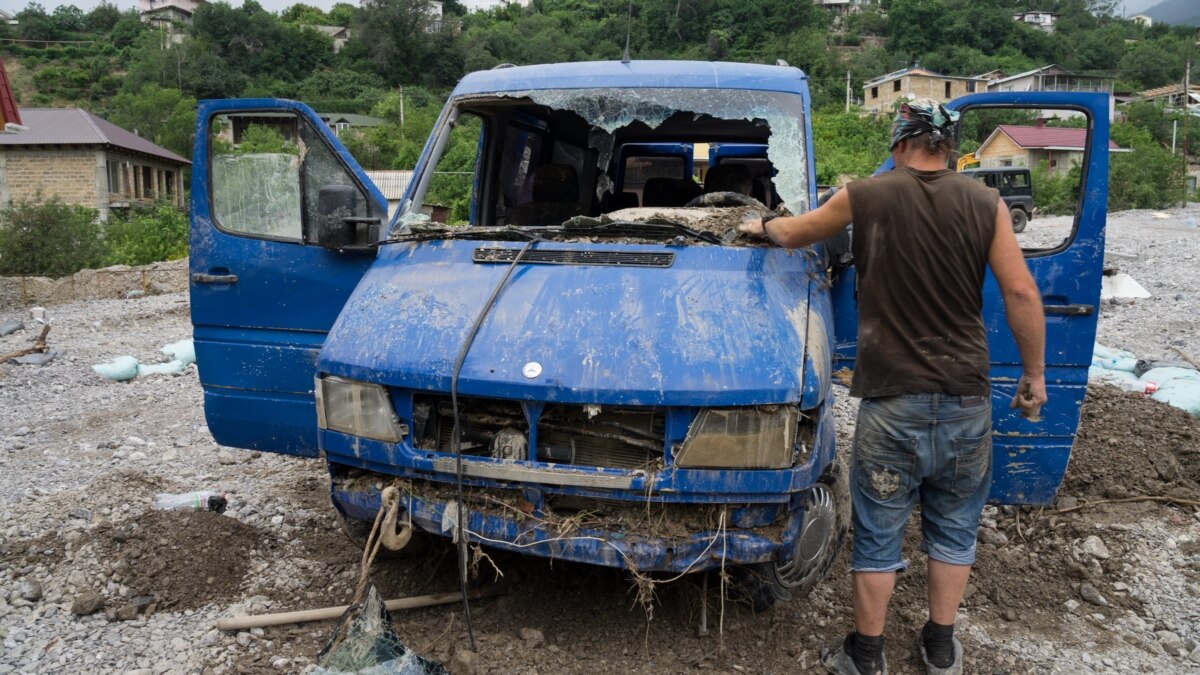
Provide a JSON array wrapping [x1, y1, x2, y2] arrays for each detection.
[[1080, 535, 1111, 560]]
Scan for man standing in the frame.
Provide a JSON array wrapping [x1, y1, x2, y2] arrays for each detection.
[[739, 100, 1047, 675]]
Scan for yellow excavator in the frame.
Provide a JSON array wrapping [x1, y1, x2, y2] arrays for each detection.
[[956, 152, 979, 172]]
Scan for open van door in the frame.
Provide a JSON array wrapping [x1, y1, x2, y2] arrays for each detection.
[[190, 99, 387, 456], [831, 92, 1111, 504]]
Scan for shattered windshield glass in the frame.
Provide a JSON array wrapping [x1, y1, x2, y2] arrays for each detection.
[[392, 86, 809, 245], [501, 87, 809, 209]]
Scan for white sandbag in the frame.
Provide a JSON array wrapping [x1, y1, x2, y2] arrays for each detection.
[[1152, 381, 1200, 417], [1139, 367, 1200, 388], [161, 339, 196, 366], [1100, 273, 1151, 299], [1089, 366, 1139, 384], [93, 356, 140, 381], [137, 360, 188, 377]]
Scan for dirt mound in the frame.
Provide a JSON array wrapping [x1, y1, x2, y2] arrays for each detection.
[[94, 510, 277, 611], [1061, 384, 1200, 500]]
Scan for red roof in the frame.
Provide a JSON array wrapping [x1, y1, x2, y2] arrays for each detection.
[[0, 57, 20, 127], [996, 125, 1122, 151]]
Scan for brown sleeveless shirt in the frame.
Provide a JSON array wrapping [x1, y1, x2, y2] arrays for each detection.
[[844, 167, 999, 399]]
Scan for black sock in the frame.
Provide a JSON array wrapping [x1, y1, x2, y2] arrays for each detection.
[[922, 620, 955, 668], [846, 632, 885, 675]]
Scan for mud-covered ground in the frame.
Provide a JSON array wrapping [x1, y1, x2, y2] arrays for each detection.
[[1, 206, 1199, 674]]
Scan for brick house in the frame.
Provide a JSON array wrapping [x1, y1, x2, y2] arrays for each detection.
[[0, 108, 190, 221], [862, 66, 985, 113]]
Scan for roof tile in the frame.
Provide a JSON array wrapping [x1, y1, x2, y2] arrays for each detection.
[[0, 108, 190, 165]]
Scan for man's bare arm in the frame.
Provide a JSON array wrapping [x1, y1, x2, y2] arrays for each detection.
[[988, 198, 1047, 419], [738, 188, 854, 248]]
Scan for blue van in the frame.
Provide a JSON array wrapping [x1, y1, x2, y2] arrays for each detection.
[[189, 61, 1111, 607]]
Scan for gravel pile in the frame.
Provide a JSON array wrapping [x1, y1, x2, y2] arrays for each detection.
[[0, 205, 1197, 674]]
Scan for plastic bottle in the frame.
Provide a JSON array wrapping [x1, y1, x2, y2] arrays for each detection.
[[1116, 380, 1158, 396], [152, 491, 228, 513]]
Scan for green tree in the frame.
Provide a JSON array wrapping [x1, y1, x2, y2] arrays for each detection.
[[109, 85, 198, 157], [0, 196, 104, 277], [85, 2, 122, 33]]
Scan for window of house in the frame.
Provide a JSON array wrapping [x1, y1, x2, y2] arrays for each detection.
[[164, 171, 174, 197], [945, 82, 952, 98], [871, 86, 878, 99], [142, 166, 154, 197], [893, 80, 901, 92], [107, 160, 121, 195], [967, 81, 976, 93]]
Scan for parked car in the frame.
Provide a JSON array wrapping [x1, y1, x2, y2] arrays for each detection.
[[960, 167, 1035, 233], [189, 62, 1111, 609]]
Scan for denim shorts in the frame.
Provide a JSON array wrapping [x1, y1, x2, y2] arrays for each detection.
[[850, 393, 993, 573]]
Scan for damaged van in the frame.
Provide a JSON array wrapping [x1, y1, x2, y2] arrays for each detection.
[[190, 61, 1112, 608]]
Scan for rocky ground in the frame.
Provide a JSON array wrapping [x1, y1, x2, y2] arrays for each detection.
[[0, 206, 1198, 674]]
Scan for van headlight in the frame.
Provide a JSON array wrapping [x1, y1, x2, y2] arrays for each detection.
[[673, 407, 799, 469], [315, 376, 408, 443]]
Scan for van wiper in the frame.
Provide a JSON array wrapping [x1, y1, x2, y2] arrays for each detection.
[[388, 225, 541, 243], [557, 215, 723, 244]]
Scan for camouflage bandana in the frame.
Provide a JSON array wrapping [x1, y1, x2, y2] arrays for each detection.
[[890, 98, 960, 151]]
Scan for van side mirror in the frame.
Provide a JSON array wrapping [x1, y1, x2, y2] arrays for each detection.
[[316, 184, 380, 250]]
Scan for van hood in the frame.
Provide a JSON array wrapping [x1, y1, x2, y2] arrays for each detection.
[[318, 240, 828, 408]]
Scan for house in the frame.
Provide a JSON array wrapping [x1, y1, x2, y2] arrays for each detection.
[[1012, 10, 1057, 34], [986, 65, 1113, 95], [319, 113, 385, 137], [974, 122, 1127, 176], [139, 0, 206, 29], [862, 66, 986, 113], [312, 25, 350, 52], [987, 65, 1115, 120], [974, 69, 1009, 85], [0, 9, 17, 25], [459, 0, 532, 10], [811, 0, 873, 15], [1137, 83, 1200, 108], [1130, 14, 1152, 28], [364, 170, 413, 218], [0, 109, 190, 220]]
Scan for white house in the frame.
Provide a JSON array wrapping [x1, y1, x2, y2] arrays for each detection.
[[1012, 10, 1057, 34]]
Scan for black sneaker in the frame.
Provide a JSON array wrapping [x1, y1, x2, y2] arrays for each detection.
[[820, 633, 888, 675], [919, 635, 963, 675]]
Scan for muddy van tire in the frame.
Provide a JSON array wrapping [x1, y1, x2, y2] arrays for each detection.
[[1011, 207, 1028, 233], [733, 460, 850, 612], [336, 508, 431, 560]]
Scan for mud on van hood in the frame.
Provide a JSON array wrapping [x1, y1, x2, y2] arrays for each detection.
[[318, 240, 830, 408]]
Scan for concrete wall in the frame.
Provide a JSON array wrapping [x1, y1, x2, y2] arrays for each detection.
[[0, 259, 188, 310]]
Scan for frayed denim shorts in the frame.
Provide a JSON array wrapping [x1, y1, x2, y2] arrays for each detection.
[[849, 393, 993, 573]]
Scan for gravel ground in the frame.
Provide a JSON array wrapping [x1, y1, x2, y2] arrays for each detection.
[[0, 206, 1198, 674]]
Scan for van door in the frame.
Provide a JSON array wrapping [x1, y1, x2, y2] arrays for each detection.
[[190, 99, 387, 456], [830, 92, 1110, 504]]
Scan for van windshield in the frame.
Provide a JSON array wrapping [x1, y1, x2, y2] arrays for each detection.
[[395, 87, 809, 245]]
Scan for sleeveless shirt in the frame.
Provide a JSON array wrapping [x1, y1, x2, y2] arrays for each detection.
[[844, 167, 1000, 399]]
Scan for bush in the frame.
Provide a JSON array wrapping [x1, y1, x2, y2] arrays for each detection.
[[1030, 161, 1079, 216], [0, 197, 105, 276], [103, 204, 189, 266]]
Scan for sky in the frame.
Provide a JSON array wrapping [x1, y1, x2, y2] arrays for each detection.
[[16, 0, 1169, 18]]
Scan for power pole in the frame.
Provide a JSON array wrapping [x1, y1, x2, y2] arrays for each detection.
[[845, 70, 851, 113], [1184, 59, 1191, 208]]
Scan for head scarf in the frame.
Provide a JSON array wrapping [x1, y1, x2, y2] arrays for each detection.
[[890, 98, 960, 151]]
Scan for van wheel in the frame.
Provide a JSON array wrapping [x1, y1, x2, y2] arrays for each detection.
[[335, 508, 430, 559], [1010, 208, 1028, 233], [732, 460, 850, 612]]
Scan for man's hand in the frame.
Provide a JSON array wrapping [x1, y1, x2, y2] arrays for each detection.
[[1010, 373, 1047, 421], [738, 214, 768, 238]]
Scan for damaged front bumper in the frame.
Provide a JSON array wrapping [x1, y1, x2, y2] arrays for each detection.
[[331, 475, 797, 574], [323, 402, 837, 574]]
